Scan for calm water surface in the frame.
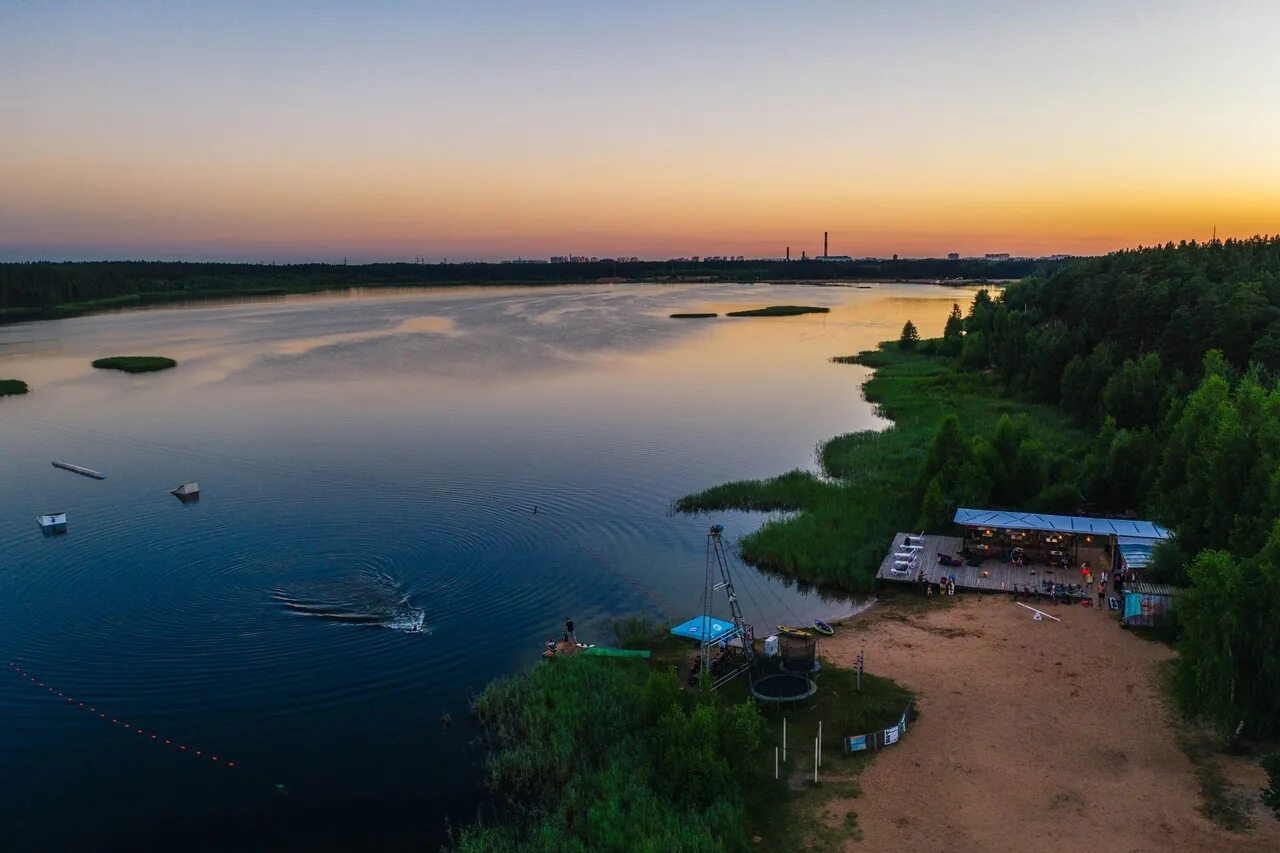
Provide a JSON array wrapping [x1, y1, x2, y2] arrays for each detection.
[[0, 282, 969, 850]]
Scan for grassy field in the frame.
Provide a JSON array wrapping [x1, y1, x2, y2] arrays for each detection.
[[91, 355, 178, 373], [676, 344, 1083, 592], [669, 312, 718, 319], [0, 378, 29, 396], [725, 305, 830, 317]]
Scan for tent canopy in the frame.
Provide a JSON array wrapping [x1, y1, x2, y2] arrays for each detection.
[[670, 615, 739, 644], [954, 508, 1170, 540]]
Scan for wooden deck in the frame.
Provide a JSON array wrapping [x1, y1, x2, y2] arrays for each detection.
[[877, 532, 1087, 593]]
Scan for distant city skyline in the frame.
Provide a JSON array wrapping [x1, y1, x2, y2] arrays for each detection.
[[3, 1, 1277, 263]]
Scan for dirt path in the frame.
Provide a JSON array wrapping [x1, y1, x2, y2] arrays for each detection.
[[821, 595, 1280, 852]]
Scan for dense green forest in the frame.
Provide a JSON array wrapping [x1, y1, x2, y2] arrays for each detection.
[[930, 236, 1280, 742], [679, 236, 1279, 750], [0, 257, 1058, 319]]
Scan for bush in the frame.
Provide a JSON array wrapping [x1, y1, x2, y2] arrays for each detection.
[[459, 657, 766, 851]]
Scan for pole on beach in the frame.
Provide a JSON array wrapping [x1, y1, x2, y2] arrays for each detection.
[[813, 736, 819, 784], [1016, 601, 1062, 622], [818, 721, 823, 767]]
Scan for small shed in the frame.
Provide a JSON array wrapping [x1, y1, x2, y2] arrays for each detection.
[[1122, 581, 1177, 627]]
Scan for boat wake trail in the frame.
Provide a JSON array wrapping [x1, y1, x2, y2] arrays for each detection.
[[272, 571, 428, 634]]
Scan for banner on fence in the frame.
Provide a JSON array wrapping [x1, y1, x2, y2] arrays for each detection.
[[844, 704, 912, 754]]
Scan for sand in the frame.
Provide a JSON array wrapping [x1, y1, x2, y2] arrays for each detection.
[[821, 595, 1280, 852]]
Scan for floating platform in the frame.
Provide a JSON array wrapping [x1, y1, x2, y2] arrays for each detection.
[[37, 512, 68, 533], [52, 460, 105, 480], [170, 482, 200, 503]]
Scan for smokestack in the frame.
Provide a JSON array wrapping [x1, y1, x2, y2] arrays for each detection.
[[824, 232, 828, 258], [786, 246, 790, 261]]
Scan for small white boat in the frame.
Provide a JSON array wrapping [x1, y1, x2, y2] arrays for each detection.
[[170, 482, 200, 503], [37, 512, 68, 533]]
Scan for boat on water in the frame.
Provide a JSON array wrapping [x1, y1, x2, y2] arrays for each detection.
[[52, 460, 105, 480], [812, 619, 834, 636], [37, 512, 68, 533]]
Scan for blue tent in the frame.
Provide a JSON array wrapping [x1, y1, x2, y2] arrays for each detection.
[[670, 615, 739, 644]]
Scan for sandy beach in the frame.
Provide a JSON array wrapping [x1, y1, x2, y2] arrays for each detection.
[[822, 594, 1280, 852]]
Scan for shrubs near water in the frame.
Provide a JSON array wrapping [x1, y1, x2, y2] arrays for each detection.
[[91, 356, 177, 373], [677, 342, 1082, 591], [455, 656, 766, 852], [0, 379, 29, 396], [669, 312, 718, 319]]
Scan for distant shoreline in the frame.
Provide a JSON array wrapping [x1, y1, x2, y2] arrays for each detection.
[[0, 275, 1016, 326]]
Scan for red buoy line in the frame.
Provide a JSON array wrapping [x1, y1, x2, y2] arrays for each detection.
[[7, 662, 236, 770]]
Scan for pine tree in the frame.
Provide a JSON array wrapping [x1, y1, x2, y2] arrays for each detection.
[[899, 320, 920, 350]]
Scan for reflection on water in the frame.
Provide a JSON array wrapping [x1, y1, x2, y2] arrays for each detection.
[[0, 282, 973, 851]]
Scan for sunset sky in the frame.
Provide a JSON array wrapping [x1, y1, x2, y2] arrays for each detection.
[[3, 1, 1278, 262]]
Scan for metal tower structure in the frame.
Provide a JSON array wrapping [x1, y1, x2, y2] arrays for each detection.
[[700, 524, 757, 687]]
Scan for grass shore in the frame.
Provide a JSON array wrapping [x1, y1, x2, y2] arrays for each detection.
[[91, 355, 178, 373], [0, 378, 29, 396], [454, 618, 912, 851], [676, 344, 1082, 591], [669, 312, 718, 319]]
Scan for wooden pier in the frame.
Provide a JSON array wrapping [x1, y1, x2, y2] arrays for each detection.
[[877, 532, 1088, 593]]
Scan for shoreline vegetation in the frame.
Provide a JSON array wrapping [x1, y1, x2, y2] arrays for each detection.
[[0, 257, 1060, 325], [725, 305, 829, 317], [452, 618, 913, 852], [680, 236, 1280, 834], [91, 356, 177, 373], [676, 342, 1084, 592], [669, 312, 718, 319], [0, 378, 29, 396]]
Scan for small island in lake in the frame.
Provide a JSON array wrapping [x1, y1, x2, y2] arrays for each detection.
[[0, 379, 30, 396], [91, 356, 178, 373], [725, 305, 829, 317], [669, 312, 718, 319]]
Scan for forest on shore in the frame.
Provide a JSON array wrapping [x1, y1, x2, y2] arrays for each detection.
[[679, 236, 1280, 812], [0, 257, 1059, 320], [942, 236, 1280, 747]]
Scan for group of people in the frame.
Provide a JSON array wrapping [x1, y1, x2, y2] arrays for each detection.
[[916, 569, 957, 596]]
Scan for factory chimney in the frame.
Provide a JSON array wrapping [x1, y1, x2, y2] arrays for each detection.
[[824, 232, 828, 258], [786, 246, 790, 261]]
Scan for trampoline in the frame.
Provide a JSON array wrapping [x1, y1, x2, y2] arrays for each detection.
[[750, 672, 817, 703], [777, 631, 817, 676]]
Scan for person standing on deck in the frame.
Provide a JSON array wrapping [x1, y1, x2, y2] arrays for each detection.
[[565, 617, 576, 644]]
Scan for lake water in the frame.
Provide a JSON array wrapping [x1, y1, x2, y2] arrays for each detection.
[[0, 282, 970, 850]]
